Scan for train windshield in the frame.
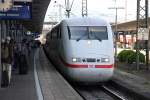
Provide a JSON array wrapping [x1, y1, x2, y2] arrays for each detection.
[[68, 26, 108, 41]]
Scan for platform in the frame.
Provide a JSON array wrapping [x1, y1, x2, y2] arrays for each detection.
[[0, 48, 83, 100], [36, 48, 83, 100], [113, 69, 150, 100], [0, 50, 37, 100]]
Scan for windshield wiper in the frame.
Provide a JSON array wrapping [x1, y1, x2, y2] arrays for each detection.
[[76, 33, 87, 42], [94, 34, 102, 42], [89, 31, 102, 42], [67, 26, 71, 39]]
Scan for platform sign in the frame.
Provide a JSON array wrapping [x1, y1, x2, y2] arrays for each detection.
[[0, 5, 31, 19], [138, 28, 149, 40]]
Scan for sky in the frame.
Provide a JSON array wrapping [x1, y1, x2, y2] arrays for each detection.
[[44, 0, 150, 23]]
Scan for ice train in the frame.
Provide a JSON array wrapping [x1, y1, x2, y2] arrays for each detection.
[[44, 17, 114, 83]]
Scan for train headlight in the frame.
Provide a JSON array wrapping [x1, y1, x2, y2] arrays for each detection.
[[72, 58, 81, 62], [101, 58, 109, 62], [72, 58, 77, 62]]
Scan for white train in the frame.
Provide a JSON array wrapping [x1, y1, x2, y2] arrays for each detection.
[[44, 17, 114, 83]]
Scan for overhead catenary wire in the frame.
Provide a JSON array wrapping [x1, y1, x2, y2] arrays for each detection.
[[65, 0, 75, 18]]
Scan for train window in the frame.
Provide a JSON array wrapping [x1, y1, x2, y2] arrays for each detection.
[[68, 26, 88, 40], [89, 26, 108, 40], [68, 26, 108, 41]]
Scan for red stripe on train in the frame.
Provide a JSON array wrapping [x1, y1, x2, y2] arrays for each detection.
[[65, 64, 113, 68], [95, 65, 113, 68]]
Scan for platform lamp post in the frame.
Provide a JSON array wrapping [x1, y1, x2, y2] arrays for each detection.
[[108, 3, 124, 67]]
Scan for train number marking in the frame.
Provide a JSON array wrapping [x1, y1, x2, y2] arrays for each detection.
[[88, 65, 95, 68]]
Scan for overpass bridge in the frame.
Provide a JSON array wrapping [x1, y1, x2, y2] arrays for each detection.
[[111, 17, 150, 49], [112, 17, 150, 32]]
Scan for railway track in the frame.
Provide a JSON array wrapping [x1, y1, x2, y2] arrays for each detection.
[[72, 80, 150, 100], [101, 85, 127, 100], [72, 83, 135, 100]]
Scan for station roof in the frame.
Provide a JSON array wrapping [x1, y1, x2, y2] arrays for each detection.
[[112, 17, 150, 32], [20, 0, 51, 33]]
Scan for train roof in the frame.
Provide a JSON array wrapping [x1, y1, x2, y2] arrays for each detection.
[[61, 17, 109, 26]]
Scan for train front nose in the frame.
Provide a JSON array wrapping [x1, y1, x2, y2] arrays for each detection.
[[67, 67, 114, 82], [65, 44, 114, 82]]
